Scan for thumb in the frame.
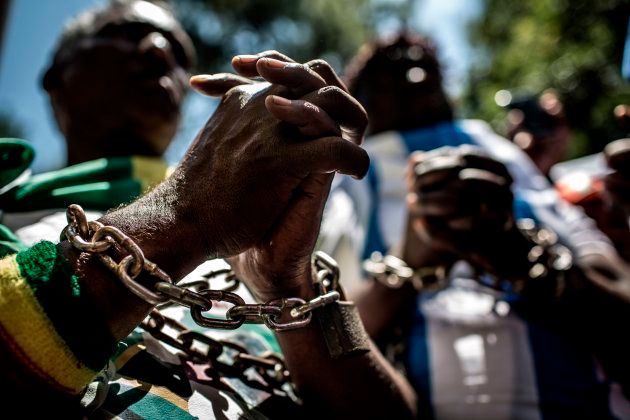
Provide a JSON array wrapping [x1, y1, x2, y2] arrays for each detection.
[[189, 73, 253, 97]]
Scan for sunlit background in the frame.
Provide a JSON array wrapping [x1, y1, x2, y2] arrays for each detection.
[[0, 0, 628, 173]]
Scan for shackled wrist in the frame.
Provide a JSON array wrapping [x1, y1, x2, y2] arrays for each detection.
[[249, 274, 318, 303], [62, 205, 347, 333], [363, 251, 448, 292], [513, 219, 573, 297]]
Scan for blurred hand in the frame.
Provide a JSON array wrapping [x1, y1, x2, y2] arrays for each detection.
[[190, 51, 369, 300], [406, 146, 531, 279]]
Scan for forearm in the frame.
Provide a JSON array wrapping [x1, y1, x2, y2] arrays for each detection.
[[97, 177, 209, 281], [353, 220, 440, 339], [353, 281, 415, 339], [254, 277, 416, 419], [278, 324, 417, 419], [65, 178, 212, 341]]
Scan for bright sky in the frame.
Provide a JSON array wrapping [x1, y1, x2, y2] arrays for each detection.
[[0, 0, 482, 173]]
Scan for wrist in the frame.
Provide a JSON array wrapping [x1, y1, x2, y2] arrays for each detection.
[[58, 240, 153, 342], [363, 252, 448, 292], [60, 200, 208, 342], [250, 272, 318, 303], [99, 184, 212, 280]]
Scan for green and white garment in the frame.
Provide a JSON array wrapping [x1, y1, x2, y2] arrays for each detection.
[[0, 138, 294, 418]]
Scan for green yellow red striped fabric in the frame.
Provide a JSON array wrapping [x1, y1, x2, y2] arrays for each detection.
[[0, 247, 97, 394]]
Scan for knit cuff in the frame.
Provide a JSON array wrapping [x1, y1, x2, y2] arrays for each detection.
[[0, 241, 117, 394]]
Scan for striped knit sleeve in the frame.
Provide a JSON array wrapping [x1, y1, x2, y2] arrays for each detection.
[[0, 241, 117, 395]]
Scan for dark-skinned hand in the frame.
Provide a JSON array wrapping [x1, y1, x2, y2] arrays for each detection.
[[190, 51, 368, 300], [187, 54, 417, 420], [78, 51, 369, 339], [406, 145, 534, 281], [104, 52, 369, 280]]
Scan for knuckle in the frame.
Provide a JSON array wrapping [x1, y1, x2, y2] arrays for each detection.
[[308, 59, 331, 71], [263, 49, 282, 57], [302, 101, 321, 115], [223, 85, 248, 103], [298, 63, 312, 73], [318, 85, 343, 96], [298, 101, 315, 121]]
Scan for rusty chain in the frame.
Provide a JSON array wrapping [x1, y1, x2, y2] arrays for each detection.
[[62, 204, 340, 332]]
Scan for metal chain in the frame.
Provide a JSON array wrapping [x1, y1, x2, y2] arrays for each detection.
[[516, 218, 573, 297], [517, 218, 573, 278], [62, 204, 340, 331], [363, 251, 447, 291], [140, 309, 294, 396]]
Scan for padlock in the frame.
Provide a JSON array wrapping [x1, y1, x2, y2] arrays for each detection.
[[316, 300, 370, 359]]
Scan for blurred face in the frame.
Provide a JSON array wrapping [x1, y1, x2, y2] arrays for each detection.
[[353, 43, 450, 134], [47, 19, 191, 156]]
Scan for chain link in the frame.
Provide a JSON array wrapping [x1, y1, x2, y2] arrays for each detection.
[[140, 310, 293, 395], [63, 204, 340, 331], [363, 251, 447, 291]]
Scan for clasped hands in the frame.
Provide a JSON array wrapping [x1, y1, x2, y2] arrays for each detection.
[[405, 146, 534, 282], [166, 51, 369, 301]]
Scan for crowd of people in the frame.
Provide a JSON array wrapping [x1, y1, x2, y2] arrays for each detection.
[[0, 1, 629, 418]]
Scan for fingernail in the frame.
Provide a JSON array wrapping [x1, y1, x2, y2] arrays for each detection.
[[234, 55, 257, 64], [189, 74, 213, 82], [261, 58, 286, 68], [271, 95, 292, 106]]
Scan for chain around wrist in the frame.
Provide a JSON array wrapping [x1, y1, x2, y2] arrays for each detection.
[[62, 204, 342, 332], [514, 219, 573, 297], [363, 251, 447, 291]]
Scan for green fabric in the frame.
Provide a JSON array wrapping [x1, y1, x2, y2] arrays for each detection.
[[16, 241, 117, 370], [0, 139, 33, 255], [0, 156, 142, 212], [0, 138, 166, 254], [0, 139, 34, 189], [0, 224, 25, 257], [0, 138, 171, 372]]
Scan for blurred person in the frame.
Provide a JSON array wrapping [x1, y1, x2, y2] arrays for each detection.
[[501, 89, 572, 178], [334, 32, 630, 419], [0, 48, 419, 417], [553, 24, 630, 263], [2, 0, 195, 244], [401, 146, 630, 419], [43, 0, 195, 165], [604, 138, 630, 220], [343, 33, 606, 275]]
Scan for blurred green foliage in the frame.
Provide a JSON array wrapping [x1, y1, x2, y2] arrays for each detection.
[[172, 0, 408, 73], [464, 0, 630, 157]]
